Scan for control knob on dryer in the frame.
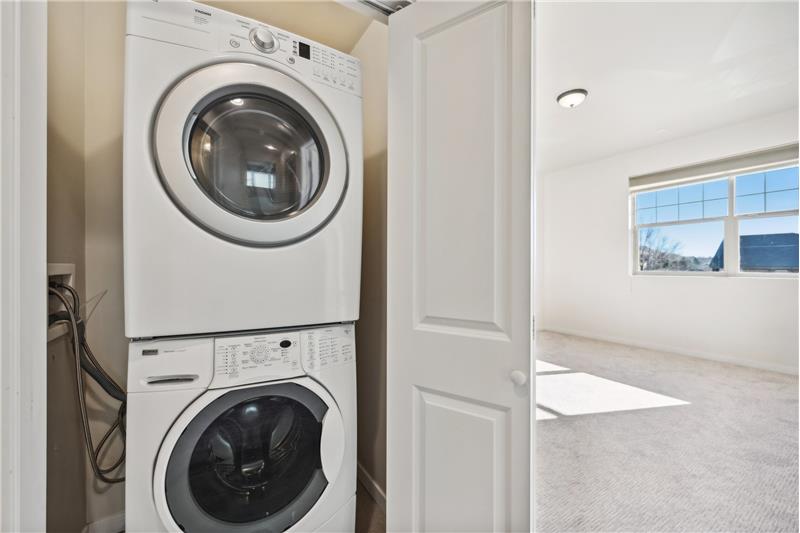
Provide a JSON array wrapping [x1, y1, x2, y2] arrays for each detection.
[[250, 27, 278, 53]]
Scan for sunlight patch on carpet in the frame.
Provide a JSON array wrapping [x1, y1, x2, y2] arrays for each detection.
[[537, 372, 689, 416]]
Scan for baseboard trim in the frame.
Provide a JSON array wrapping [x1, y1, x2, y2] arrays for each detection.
[[357, 462, 386, 513], [539, 327, 798, 375], [81, 512, 124, 533]]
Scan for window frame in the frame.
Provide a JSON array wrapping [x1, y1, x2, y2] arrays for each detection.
[[631, 160, 799, 278]]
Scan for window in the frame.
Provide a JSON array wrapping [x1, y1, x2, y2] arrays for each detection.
[[631, 154, 799, 275]]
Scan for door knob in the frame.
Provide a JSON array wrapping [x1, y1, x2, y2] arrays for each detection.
[[509, 370, 528, 386]]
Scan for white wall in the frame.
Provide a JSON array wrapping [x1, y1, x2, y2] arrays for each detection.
[[537, 109, 799, 374]]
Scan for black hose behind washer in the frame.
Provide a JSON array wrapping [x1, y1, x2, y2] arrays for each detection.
[[49, 311, 126, 403], [49, 283, 126, 484]]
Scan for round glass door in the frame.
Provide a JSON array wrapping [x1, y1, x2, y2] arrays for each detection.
[[164, 383, 329, 531], [153, 62, 349, 247], [187, 94, 326, 221]]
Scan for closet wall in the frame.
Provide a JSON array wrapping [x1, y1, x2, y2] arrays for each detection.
[[46, 2, 87, 531], [47, 2, 127, 529], [350, 20, 389, 501]]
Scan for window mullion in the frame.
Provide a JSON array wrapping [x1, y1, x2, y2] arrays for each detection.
[[631, 194, 639, 272], [724, 176, 738, 273]]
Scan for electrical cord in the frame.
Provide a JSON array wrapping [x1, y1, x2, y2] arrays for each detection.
[[49, 283, 126, 484]]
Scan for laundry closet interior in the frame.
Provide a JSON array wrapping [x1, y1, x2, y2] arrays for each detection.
[[46, 2, 390, 531]]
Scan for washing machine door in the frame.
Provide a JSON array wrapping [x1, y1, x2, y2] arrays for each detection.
[[153, 62, 348, 246], [152, 378, 345, 532]]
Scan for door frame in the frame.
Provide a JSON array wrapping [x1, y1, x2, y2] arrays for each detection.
[[0, 1, 47, 530]]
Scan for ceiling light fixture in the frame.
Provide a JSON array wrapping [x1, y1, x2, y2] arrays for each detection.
[[557, 88, 588, 109]]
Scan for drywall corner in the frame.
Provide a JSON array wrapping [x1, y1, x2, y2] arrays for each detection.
[[350, 19, 389, 495], [82, 0, 128, 524]]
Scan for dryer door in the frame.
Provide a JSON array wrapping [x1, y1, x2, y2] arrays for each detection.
[[153, 379, 345, 532], [153, 62, 348, 247]]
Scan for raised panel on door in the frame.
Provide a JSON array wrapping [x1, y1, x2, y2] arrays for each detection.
[[413, 387, 510, 532], [413, 2, 511, 339]]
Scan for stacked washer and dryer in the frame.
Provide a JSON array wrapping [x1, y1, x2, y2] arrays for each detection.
[[122, 1, 362, 531]]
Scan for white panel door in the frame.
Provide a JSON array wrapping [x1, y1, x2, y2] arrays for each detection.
[[387, 1, 532, 531]]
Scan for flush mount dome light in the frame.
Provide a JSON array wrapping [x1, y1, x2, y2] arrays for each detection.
[[557, 88, 588, 109]]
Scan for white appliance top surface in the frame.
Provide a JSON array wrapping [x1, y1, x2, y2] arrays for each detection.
[[126, 0, 361, 97]]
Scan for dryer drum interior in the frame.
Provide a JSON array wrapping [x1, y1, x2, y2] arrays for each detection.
[[164, 383, 330, 531], [184, 88, 329, 222]]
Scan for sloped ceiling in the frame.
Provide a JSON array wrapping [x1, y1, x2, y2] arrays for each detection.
[[201, 1, 373, 53], [536, 2, 799, 173]]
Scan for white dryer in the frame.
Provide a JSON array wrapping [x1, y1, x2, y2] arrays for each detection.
[[123, 0, 362, 338], [125, 323, 357, 532]]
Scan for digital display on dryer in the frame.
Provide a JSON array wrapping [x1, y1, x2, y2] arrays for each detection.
[[298, 42, 310, 59]]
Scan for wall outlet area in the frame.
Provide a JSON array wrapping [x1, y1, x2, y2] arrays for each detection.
[[48, 263, 76, 342]]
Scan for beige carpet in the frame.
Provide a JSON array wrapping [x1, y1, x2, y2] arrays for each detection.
[[535, 332, 798, 533]]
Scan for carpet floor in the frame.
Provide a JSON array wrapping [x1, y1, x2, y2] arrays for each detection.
[[535, 332, 798, 533]]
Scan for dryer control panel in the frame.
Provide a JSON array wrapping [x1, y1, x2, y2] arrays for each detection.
[[219, 22, 362, 96], [126, 0, 362, 97]]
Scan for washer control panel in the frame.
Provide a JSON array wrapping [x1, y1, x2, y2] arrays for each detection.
[[300, 324, 355, 372], [208, 324, 356, 389], [210, 331, 303, 388]]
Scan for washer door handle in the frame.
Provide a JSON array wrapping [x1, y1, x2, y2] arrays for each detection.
[[319, 409, 345, 482], [145, 374, 199, 386]]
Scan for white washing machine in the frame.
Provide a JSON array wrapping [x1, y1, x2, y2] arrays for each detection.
[[125, 323, 357, 532], [123, 0, 363, 338]]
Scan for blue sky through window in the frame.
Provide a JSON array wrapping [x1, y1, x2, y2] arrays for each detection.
[[740, 215, 798, 236], [735, 166, 799, 215], [642, 222, 722, 257]]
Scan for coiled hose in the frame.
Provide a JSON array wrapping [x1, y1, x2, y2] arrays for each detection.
[[49, 283, 126, 484]]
